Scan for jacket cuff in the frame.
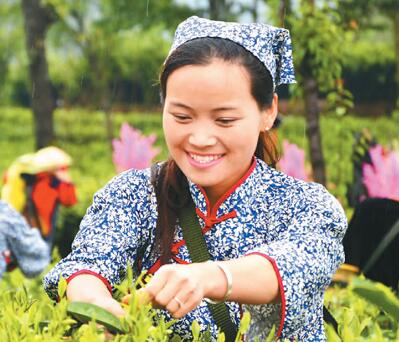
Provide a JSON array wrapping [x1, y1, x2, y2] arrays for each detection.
[[66, 269, 113, 294], [246, 252, 286, 338]]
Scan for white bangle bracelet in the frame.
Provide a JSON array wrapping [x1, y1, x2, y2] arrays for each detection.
[[204, 261, 233, 304]]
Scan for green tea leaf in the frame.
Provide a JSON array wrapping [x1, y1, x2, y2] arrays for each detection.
[[191, 320, 200, 341], [67, 301, 126, 334], [352, 278, 399, 322], [239, 311, 251, 334], [57, 277, 68, 299]]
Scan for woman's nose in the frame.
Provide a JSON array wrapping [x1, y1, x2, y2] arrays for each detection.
[[188, 130, 217, 147]]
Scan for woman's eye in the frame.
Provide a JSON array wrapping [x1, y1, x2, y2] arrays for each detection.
[[172, 114, 190, 121], [217, 118, 236, 125]]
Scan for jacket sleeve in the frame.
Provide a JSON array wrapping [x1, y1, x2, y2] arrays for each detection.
[[2, 202, 50, 278], [245, 183, 347, 339], [57, 181, 77, 207], [43, 170, 152, 301]]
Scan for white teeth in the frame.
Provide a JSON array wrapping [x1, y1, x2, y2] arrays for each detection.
[[189, 153, 222, 164]]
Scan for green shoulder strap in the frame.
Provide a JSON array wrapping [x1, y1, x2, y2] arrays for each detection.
[[179, 200, 238, 341], [151, 164, 338, 338], [179, 198, 340, 337]]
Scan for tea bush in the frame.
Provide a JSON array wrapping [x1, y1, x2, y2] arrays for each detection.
[[1, 265, 398, 341], [0, 260, 259, 341], [1, 107, 398, 340]]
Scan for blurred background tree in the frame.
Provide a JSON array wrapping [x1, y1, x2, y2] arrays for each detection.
[[337, 0, 399, 110], [266, 0, 347, 184], [0, 0, 397, 184], [1, 0, 396, 114], [21, 0, 58, 149], [0, 0, 398, 258], [34, 0, 194, 146]]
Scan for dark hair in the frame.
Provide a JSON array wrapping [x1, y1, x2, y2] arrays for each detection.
[[154, 37, 279, 264]]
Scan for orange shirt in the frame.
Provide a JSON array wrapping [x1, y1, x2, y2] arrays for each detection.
[[31, 172, 77, 237]]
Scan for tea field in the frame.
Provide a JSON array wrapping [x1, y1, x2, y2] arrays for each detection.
[[1, 107, 398, 340]]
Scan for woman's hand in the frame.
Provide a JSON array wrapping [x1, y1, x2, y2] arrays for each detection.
[[138, 255, 279, 319], [141, 262, 227, 319], [122, 255, 279, 320], [67, 274, 125, 317]]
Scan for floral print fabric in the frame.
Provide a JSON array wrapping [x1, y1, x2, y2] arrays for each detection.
[[0, 200, 50, 279], [44, 158, 347, 341], [169, 16, 296, 89]]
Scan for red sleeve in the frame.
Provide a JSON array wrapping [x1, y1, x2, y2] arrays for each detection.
[[57, 182, 77, 206]]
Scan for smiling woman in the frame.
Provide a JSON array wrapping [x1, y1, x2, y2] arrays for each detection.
[[44, 16, 347, 341], [162, 59, 277, 205]]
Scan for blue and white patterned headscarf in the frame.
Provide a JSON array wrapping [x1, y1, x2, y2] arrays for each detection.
[[168, 16, 296, 89]]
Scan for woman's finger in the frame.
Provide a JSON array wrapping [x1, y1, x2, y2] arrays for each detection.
[[145, 265, 186, 308], [143, 263, 207, 316], [169, 287, 203, 319], [164, 288, 192, 315], [121, 290, 150, 306], [152, 275, 187, 308], [143, 265, 171, 301]]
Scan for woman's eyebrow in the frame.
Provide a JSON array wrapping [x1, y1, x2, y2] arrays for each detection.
[[169, 101, 193, 110], [169, 101, 238, 113], [211, 106, 238, 112]]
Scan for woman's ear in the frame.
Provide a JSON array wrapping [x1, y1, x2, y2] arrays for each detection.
[[262, 93, 278, 131]]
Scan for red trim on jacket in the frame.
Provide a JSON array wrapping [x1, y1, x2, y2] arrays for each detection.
[[245, 252, 286, 338], [66, 269, 113, 294], [195, 208, 237, 233], [196, 157, 257, 219], [146, 252, 190, 275], [147, 259, 162, 274], [146, 158, 256, 275]]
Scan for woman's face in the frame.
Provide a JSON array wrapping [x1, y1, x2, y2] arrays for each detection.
[[163, 59, 277, 203]]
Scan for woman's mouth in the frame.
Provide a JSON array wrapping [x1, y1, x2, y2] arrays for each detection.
[[187, 152, 224, 168]]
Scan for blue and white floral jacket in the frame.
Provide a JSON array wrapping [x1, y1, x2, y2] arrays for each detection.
[[43, 158, 347, 341], [0, 200, 49, 279]]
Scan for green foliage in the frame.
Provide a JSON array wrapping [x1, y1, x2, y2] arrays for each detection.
[[351, 278, 399, 322], [325, 278, 398, 341], [67, 301, 126, 333], [341, 36, 396, 105], [44, 0, 194, 107], [0, 1, 195, 108], [1, 106, 399, 340], [1, 106, 398, 223], [278, 113, 399, 211], [289, 1, 347, 93], [0, 268, 265, 341], [1, 268, 397, 340], [1, 1, 396, 108], [342, 38, 394, 71], [0, 1, 27, 106], [0, 268, 169, 340], [326, 83, 354, 117], [235, 311, 251, 341], [47, 19, 172, 106], [109, 25, 171, 104]]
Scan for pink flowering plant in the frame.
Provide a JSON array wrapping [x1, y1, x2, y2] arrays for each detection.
[[362, 145, 399, 201], [112, 123, 160, 172], [278, 140, 309, 181]]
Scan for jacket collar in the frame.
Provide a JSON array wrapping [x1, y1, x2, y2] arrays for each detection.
[[187, 157, 262, 220]]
